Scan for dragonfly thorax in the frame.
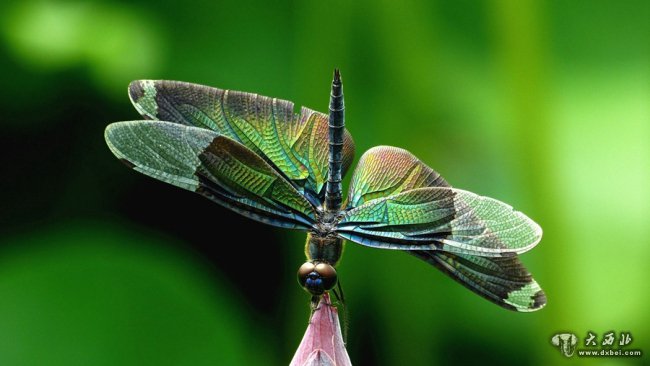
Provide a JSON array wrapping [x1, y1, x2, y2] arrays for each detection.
[[305, 228, 343, 265]]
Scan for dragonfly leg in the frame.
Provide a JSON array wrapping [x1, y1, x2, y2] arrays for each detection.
[[331, 281, 349, 343], [309, 295, 321, 318]]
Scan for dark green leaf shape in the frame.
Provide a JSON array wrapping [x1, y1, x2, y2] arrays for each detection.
[[0, 221, 271, 365]]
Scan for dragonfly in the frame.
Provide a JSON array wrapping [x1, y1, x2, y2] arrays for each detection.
[[105, 70, 546, 312]]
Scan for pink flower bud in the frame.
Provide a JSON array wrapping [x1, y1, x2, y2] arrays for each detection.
[[290, 293, 352, 366]]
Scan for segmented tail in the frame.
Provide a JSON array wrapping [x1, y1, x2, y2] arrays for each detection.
[[325, 69, 345, 212]]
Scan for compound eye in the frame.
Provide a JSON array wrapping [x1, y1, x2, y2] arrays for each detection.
[[315, 263, 337, 291], [297, 262, 338, 295], [297, 262, 316, 287]]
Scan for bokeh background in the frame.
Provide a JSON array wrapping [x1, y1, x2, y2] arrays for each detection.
[[1, 0, 648, 365]]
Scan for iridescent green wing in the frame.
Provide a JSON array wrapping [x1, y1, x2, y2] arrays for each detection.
[[412, 251, 546, 311], [105, 121, 316, 229], [338, 146, 542, 256], [337, 146, 545, 311], [127, 80, 355, 205]]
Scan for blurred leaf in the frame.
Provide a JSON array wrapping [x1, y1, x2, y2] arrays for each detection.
[[1, 1, 164, 96], [0, 221, 270, 366]]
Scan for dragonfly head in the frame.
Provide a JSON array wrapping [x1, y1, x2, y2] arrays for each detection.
[[297, 261, 337, 296]]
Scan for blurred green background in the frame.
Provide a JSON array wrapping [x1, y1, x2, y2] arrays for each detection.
[[0, 0, 648, 365]]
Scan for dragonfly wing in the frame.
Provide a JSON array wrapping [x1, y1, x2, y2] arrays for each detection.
[[339, 187, 542, 256], [105, 121, 317, 229], [338, 146, 542, 256], [411, 250, 546, 311], [128, 80, 355, 203], [346, 146, 451, 207]]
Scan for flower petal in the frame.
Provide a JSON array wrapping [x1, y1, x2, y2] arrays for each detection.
[[290, 293, 352, 366]]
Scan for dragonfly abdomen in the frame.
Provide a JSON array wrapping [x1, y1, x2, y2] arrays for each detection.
[[325, 69, 345, 212]]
